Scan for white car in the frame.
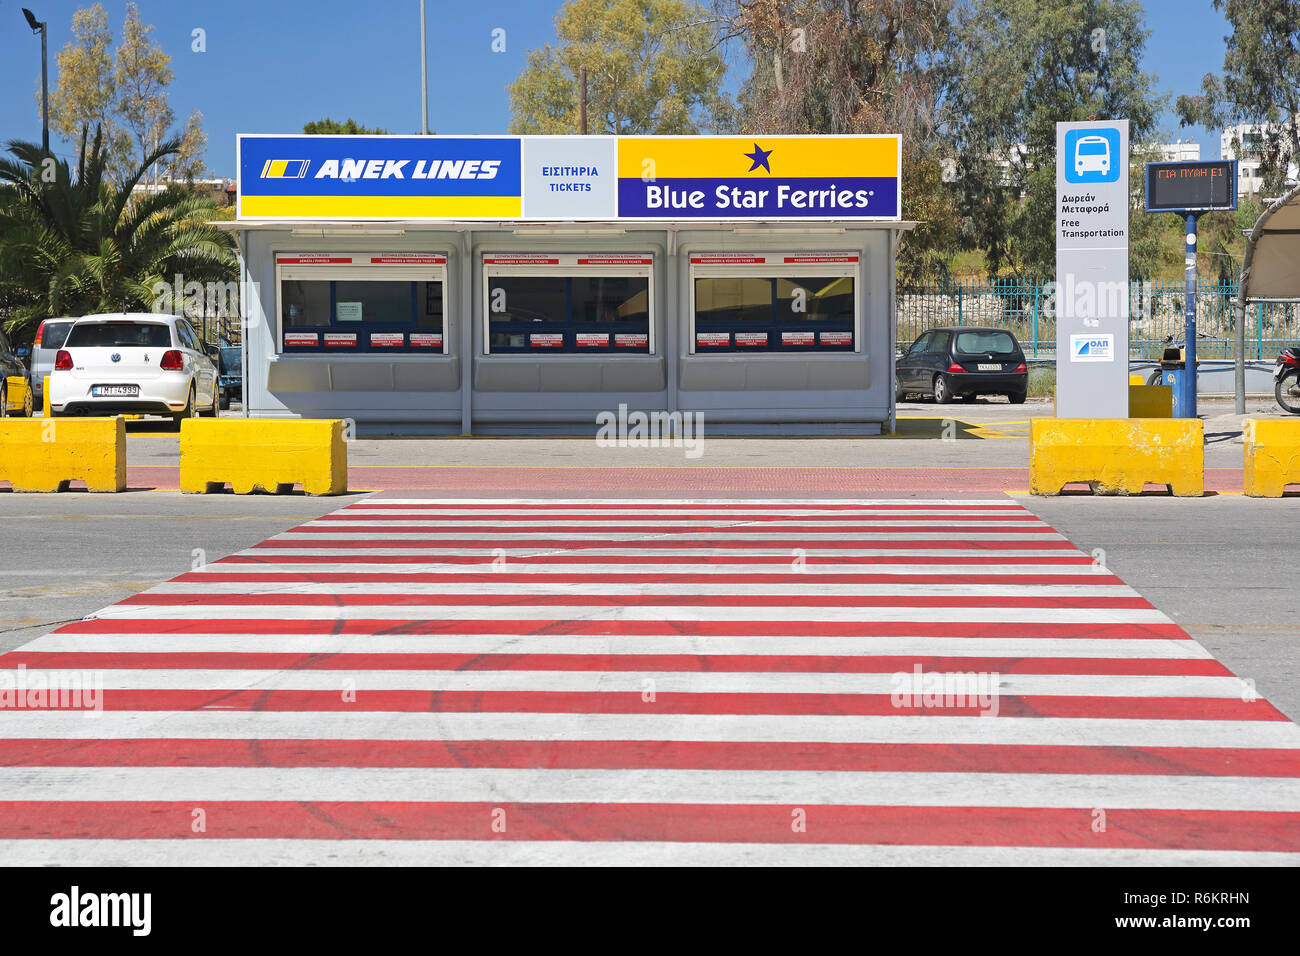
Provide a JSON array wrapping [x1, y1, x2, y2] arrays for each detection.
[[48, 313, 219, 426]]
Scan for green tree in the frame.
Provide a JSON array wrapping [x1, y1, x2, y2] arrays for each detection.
[[945, 0, 1162, 278], [509, 0, 731, 134], [0, 127, 236, 340], [714, 1, 959, 280], [45, 3, 204, 186], [302, 118, 390, 135], [1176, 1, 1300, 195]]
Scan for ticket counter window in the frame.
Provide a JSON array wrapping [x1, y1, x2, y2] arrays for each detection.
[[275, 253, 448, 353], [484, 254, 653, 353], [689, 253, 858, 352]]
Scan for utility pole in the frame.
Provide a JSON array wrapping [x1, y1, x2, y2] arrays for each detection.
[[419, 0, 429, 134], [22, 8, 48, 155], [579, 66, 588, 135]]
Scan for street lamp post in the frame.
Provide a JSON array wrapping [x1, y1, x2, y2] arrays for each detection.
[[419, 0, 429, 135], [22, 8, 49, 156]]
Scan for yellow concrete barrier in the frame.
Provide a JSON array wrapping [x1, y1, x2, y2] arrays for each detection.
[[42, 376, 50, 418], [1243, 418, 1300, 497], [1129, 384, 1172, 418], [180, 418, 347, 495], [1128, 373, 1146, 386], [1030, 418, 1204, 496], [0, 417, 126, 492]]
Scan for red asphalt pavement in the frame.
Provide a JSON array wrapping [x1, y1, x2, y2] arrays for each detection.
[[119, 465, 1249, 495]]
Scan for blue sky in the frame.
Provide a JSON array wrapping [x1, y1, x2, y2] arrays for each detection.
[[0, 0, 1232, 178]]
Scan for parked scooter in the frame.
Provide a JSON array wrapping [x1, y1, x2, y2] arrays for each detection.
[[1275, 347, 1300, 414]]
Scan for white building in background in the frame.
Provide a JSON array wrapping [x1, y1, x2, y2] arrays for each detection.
[[1222, 121, 1299, 197], [1154, 140, 1200, 162]]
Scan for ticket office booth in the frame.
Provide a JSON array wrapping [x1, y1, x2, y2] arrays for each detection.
[[234, 222, 899, 433]]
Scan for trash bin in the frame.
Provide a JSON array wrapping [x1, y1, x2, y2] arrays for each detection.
[[1159, 347, 1192, 417]]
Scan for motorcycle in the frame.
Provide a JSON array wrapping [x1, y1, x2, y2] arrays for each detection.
[[1275, 347, 1300, 414]]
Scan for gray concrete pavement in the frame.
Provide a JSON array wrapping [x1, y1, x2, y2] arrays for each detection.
[[0, 493, 370, 654]]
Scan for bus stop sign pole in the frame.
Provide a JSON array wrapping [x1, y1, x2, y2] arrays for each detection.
[[1183, 212, 1199, 419]]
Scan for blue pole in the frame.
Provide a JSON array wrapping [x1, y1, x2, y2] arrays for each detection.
[[1183, 214, 1199, 418]]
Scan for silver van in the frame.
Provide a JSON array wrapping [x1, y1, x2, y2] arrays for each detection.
[[29, 318, 77, 404]]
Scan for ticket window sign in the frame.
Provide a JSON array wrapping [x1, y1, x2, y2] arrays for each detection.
[[688, 253, 859, 353], [483, 253, 654, 354], [276, 253, 448, 353], [1145, 161, 1238, 213]]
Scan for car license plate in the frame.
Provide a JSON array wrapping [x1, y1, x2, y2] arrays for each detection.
[[978, 363, 1001, 371], [91, 385, 139, 397]]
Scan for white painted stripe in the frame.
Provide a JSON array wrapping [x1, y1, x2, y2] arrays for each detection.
[[3, 767, 1298, 811], [3, 712, 1294, 748], [90, 604, 1171, 624], [0, 840, 1291, 867], [307, 518, 1055, 529], [23, 634, 1210, 659], [17, 668, 1252, 698], [143, 581, 1143, 598], [271, 531, 1066, 542]]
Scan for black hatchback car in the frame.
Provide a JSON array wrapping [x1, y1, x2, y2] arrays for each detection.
[[895, 326, 1029, 404]]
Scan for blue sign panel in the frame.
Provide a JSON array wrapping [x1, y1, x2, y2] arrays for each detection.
[[238, 135, 523, 219]]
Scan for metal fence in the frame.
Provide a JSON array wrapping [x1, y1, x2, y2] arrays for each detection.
[[898, 278, 1300, 360]]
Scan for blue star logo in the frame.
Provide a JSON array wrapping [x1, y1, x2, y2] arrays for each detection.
[[744, 142, 773, 173]]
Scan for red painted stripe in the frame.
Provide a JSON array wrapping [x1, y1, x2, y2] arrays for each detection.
[[1, 801, 1295, 849], [121, 593, 1154, 610], [280, 524, 1060, 535], [220, 553, 1095, 566], [343, 503, 1030, 512], [1, 739, 1292, 776], [175, 572, 1125, 586], [253, 539, 1076, 551], [54, 618, 1190, 638], [323, 513, 1045, 523], [1, 651, 1232, 677], [56, 689, 1282, 720]]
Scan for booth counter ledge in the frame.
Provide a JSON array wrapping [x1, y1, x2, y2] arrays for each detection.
[[0, 417, 126, 493], [1029, 417, 1204, 497], [1243, 418, 1300, 497], [179, 418, 348, 496]]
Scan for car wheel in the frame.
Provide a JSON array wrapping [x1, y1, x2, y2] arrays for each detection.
[[172, 384, 197, 429], [1007, 390, 1027, 404], [18, 381, 33, 417], [0, 381, 7, 418], [1146, 370, 1163, 387], [933, 373, 954, 404]]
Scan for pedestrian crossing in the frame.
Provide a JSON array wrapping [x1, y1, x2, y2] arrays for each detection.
[[1, 498, 1297, 865]]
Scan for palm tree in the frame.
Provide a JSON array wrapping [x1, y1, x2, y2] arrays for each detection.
[[0, 125, 236, 341]]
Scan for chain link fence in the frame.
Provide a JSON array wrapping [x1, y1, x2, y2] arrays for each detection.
[[898, 278, 1300, 361]]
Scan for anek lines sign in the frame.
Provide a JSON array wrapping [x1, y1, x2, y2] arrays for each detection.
[[237, 134, 902, 222], [239, 135, 523, 219]]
